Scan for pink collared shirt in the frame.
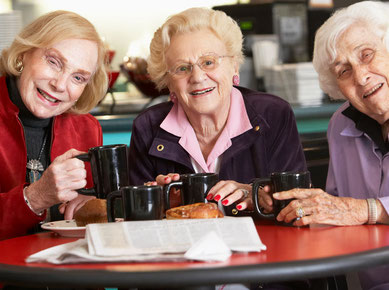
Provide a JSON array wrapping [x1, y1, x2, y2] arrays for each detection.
[[160, 87, 252, 173]]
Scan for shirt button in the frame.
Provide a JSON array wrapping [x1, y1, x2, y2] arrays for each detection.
[[157, 144, 164, 151], [254, 125, 260, 131]]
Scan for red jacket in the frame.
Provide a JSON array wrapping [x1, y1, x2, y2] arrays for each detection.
[[0, 76, 103, 240]]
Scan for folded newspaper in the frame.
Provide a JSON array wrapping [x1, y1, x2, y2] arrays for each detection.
[[27, 217, 266, 264]]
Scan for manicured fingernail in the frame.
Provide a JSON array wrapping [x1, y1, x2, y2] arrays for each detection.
[[222, 199, 229, 205], [206, 194, 213, 200], [236, 205, 243, 210], [164, 177, 169, 181], [214, 194, 221, 201]]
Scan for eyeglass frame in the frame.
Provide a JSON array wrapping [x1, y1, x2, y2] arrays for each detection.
[[166, 53, 234, 78]]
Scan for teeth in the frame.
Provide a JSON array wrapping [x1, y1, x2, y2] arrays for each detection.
[[191, 87, 214, 96], [364, 83, 383, 98], [38, 88, 58, 103]]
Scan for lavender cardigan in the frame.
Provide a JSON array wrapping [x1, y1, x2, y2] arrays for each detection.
[[326, 101, 389, 290]]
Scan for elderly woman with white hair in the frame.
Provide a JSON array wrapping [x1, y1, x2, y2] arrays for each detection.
[[128, 7, 306, 216], [257, 1, 389, 289]]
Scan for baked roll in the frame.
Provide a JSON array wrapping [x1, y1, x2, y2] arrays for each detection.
[[74, 198, 108, 226], [166, 202, 224, 219]]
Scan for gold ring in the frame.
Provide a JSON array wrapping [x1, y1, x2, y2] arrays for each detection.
[[296, 207, 305, 219]]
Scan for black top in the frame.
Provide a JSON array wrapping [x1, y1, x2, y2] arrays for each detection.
[[342, 104, 389, 154]]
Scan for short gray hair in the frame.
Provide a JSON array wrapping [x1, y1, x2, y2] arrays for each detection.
[[312, 1, 389, 100]]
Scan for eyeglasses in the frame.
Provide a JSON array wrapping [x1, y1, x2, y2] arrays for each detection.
[[167, 54, 234, 78]]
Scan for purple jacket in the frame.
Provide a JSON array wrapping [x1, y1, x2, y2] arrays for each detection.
[[326, 101, 389, 290], [128, 86, 306, 185]]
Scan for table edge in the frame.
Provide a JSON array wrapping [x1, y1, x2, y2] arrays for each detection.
[[1, 245, 389, 287]]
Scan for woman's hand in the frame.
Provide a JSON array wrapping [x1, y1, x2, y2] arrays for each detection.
[[24, 149, 88, 213], [58, 194, 96, 220], [144, 173, 181, 208], [143, 173, 180, 186], [254, 185, 273, 213], [206, 180, 253, 211], [274, 188, 369, 226]]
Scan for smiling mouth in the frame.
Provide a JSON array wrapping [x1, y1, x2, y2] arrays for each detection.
[[37, 88, 59, 103], [190, 87, 215, 96], [363, 83, 383, 98]]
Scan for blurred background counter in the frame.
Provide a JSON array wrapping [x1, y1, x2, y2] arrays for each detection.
[[94, 90, 343, 146]]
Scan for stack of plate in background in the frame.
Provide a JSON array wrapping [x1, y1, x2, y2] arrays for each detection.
[[0, 11, 22, 52], [263, 62, 324, 107]]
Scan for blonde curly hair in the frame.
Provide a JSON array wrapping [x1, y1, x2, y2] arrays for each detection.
[[148, 7, 244, 91], [0, 10, 108, 114]]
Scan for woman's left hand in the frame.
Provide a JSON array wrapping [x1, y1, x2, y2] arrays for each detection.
[[274, 188, 368, 226], [58, 194, 96, 220], [206, 180, 252, 211]]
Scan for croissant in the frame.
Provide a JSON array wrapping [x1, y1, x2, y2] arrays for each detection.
[[166, 202, 224, 219]]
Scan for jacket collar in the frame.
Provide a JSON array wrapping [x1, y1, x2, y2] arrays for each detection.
[[148, 87, 266, 171], [341, 102, 388, 154], [159, 87, 252, 172], [0, 76, 19, 116]]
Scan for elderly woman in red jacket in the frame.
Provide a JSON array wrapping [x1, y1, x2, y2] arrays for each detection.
[[0, 10, 108, 240]]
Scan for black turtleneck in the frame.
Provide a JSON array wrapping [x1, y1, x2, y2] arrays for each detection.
[[6, 76, 52, 177], [342, 104, 389, 155]]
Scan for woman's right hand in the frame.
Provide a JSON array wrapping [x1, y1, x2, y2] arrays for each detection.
[[24, 149, 87, 214], [144, 173, 180, 186], [255, 185, 274, 213], [144, 173, 181, 208]]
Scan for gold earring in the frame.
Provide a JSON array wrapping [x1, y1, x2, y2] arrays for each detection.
[[15, 59, 23, 73]]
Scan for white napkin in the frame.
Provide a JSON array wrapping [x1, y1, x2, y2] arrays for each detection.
[[25, 239, 185, 264], [184, 231, 232, 262], [26, 239, 91, 264]]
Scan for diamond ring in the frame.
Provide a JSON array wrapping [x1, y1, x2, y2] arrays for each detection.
[[296, 207, 305, 220]]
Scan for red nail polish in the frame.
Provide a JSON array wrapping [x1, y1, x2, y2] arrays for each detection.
[[214, 194, 221, 201], [222, 199, 229, 205], [206, 194, 213, 200], [164, 177, 169, 181], [236, 205, 243, 210]]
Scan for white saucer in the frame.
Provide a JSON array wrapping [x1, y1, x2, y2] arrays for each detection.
[[41, 220, 85, 238]]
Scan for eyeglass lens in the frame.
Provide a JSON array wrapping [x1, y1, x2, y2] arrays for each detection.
[[172, 55, 220, 76]]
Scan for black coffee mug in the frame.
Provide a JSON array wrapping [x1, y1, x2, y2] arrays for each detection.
[[107, 185, 165, 222], [76, 144, 129, 199], [164, 173, 219, 208], [252, 171, 311, 220]]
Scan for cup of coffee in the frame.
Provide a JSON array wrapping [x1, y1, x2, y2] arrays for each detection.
[[164, 173, 219, 208], [107, 185, 165, 222], [252, 171, 311, 221], [76, 144, 129, 199]]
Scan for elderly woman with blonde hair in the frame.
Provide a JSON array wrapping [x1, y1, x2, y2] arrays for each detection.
[[0, 10, 108, 240], [256, 1, 389, 289], [128, 7, 306, 217]]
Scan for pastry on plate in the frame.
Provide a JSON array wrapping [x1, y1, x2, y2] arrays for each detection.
[[166, 202, 224, 219]]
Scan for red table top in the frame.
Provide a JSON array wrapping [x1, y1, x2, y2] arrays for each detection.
[[1, 220, 388, 272]]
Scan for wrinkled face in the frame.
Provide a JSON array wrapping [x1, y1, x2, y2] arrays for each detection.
[[17, 38, 98, 119], [165, 29, 238, 117], [332, 23, 389, 124]]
